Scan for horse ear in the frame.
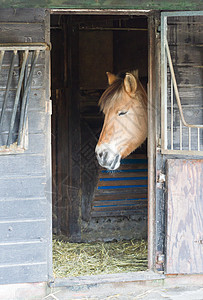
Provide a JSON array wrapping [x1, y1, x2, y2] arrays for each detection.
[[124, 73, 137, 94], [106, 72, 117, 85]]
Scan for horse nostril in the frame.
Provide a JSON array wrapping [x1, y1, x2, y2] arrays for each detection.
[[98, 152, 103, 159], [98, 151, 108, 162]]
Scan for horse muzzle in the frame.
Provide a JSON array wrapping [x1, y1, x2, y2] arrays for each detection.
[[95, 145, 121, 170]]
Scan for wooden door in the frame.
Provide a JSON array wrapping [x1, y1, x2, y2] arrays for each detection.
[[158, 11, 203, 274]]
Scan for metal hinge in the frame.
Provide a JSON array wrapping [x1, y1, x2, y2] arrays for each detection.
[[157, 171, 166, 189], [156, 252, 165, 272], [156, 253, 165, 265], [157, 172, 166, 183], [46, 99, 52, 115]]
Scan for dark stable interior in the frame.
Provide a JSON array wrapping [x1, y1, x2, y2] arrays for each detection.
[[51, 14, 148, 242]]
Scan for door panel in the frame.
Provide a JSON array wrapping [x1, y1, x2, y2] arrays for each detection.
[[158, 11, 203, 274], [166, 159, 203, 274]]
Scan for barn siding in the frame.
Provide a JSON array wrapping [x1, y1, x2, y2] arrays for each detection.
[[0, 9, 52, 284], [0, 0, 203, 10]]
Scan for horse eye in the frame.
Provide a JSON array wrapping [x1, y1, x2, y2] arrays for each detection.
[[118, 111, 127, 116]]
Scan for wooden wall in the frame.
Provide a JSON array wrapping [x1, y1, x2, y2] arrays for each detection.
[[0, 9, 52, 284]]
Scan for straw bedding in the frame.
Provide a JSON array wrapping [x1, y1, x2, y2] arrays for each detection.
[[53, 235, 148, 277]]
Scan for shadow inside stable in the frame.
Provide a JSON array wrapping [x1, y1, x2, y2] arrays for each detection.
[[50, 12, 150, 278]]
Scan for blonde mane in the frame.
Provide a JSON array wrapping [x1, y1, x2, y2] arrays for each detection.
[[99, 71, 147, 114]]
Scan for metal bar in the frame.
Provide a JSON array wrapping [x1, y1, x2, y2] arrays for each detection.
[[161, 14, 168, 151], [197, 128, 200, 151], [17, 50, 39, 146], [180, 119, 182, 150], [79, 27, 148, 31], [161, 149, 203, 156], [7, 50, 29, 146], [23, 54, 29, 91], [0, 43, 49, 51], [170, 77, 173, 150], [50, 9, 150, 15], [165, 39, 203, 129], [188, 127, 191, 151], [161, 11, 203, 17], [22, 78, 32, 142], [0, 50, 17, 127], [0, 50, 5, 74]]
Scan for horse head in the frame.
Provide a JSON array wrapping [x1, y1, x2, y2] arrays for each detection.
[[95, 70, 147, 170]]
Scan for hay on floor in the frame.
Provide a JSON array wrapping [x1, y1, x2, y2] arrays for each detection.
[[53, 236, 148, 277]]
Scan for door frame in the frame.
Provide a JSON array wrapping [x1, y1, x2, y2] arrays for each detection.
[[50, 8, 158, 272]]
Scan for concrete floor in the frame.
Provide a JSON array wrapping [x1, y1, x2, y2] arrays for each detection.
[[43, 272, 203, 300], [1, 272, 203, 300], [45, 284, 203, 300]]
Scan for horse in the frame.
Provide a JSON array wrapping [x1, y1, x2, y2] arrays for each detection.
[[95, 70, 147, 170]]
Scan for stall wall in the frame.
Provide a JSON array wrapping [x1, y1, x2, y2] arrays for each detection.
[[0, 9, 52, 284]]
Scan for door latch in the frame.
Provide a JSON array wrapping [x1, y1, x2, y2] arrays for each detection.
[[157, 171, 166, 189]]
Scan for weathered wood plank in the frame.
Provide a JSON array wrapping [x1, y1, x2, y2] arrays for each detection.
[[0, 65, 45, 89], [0, 242, 47, 264], [94, 187, 148, 196], [94, 192, 147, 201], [0, 24, 45, 43], [1, 51, 46, 67], [0, 8, 47, 23], [166, 107, 202, 127], [0, 264, 47, 284], [0, 110, 46, 134], [169, 46, 203, 65], [93, 199, 147, 207], [97, 179, 148, 187], [168, 23, 203, 46], [91, 209, 147, 217], [0, 220, 47, 242], [0, 155, 46, 177], [167, 87, 203, 107], [167, 67, 203, 86], [0, 177, 46, 199], [27, 111, 46, 133], [27, 133, 46, 153], [168, 16, 203, 24], [93, 204, 147, 212], [0, 89, 46, 110], [0, 198, 47, 220], [100, 171, 148, 178], [166, 159, 203, 274], [0, 133, 46, 154]]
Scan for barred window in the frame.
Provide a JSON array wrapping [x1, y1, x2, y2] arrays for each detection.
[[161, 12, 203, 155], [0, 43, 48, 154]]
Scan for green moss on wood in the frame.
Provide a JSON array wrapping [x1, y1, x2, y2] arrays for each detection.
[[0, 0, 202, 10]]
